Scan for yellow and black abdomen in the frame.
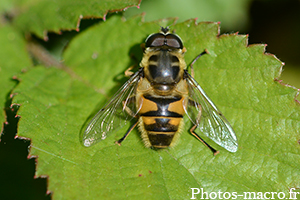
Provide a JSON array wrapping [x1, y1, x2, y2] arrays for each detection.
[[138, 94, 185, 148]]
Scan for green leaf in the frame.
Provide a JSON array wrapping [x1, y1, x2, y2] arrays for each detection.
[[14, 15, 300, 199], [125, 0, 252, 30], [0, 0, 14, 13], [0, 24, 32, 127], [13, 0, 141, 39]]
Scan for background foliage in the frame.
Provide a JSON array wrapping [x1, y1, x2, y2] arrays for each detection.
[[0, 0, 299, 199]]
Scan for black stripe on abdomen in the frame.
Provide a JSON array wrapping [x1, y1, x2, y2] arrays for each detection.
[[148, 133, 174, 148], [144, 118, 178, 132], [142, 117, 182, 148], [141, 95, 183, 118]]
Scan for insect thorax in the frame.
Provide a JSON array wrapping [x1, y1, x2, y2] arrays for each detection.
[[141, 48, 186, 95]]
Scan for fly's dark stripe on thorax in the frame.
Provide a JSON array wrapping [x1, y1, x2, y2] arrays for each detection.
[[141, 95, 183, 118], [149, 55, 158, 62]]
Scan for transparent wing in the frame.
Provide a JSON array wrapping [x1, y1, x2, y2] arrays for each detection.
[[82, 69, 143, 147], [184, 71, 238, 152]]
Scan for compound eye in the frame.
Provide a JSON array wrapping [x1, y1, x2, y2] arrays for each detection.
[[145, 33, 165, 47], [165, 34, 183, 49]]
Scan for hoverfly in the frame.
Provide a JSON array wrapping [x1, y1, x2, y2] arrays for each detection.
[[82, 27, 238, 154]]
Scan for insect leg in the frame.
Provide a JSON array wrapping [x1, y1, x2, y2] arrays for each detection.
[[115, 120, 139, 145], [122, 95, 136, 117], [188, 98, 219, 155], [125, 66, 135, 77], [125, 53, 141, 77], [116, 97, 139, 145], [189, 50, 208, 78]]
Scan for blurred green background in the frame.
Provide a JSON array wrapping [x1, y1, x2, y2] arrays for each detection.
[[125, 0, 300, 88]]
